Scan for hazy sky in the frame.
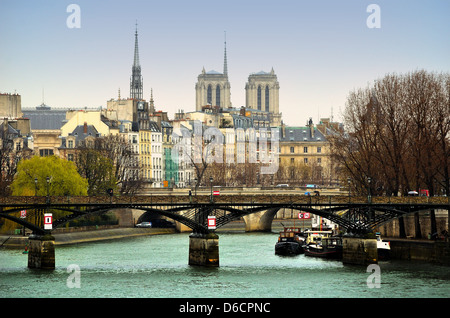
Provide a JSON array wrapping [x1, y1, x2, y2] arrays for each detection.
[[1, 0, 449, 126]]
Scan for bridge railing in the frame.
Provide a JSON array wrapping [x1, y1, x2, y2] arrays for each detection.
[[0, 195, 448, 205]]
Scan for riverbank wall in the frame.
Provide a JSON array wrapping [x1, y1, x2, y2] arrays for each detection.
[[387, 238, 450, 265], [0, 227, 176, 249]]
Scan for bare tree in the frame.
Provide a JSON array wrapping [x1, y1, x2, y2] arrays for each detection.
[[330, 70, 450, 237]]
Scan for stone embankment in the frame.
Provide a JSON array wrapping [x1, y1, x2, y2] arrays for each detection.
[[0, 227, 176, 249]]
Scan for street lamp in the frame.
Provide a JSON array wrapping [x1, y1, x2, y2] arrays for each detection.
[[367, 177, 372, 204], [347, 177, 351, 202], [194, 178, 198, 196], [34, 178, 38, 226], [210, 176, 214, 203], [46, 176, 51, 206]]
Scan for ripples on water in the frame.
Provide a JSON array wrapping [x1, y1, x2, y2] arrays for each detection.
[[1, 232, 449, 298]]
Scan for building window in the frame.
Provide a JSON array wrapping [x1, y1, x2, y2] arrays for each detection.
[[257, 86, 262, 110], [68, 154, 74, 161], [317, 157, 322, 164], [290, 146, 294, 153], [303, 147, 308, 153], [290, 158, 295, 164], [216, 85, 221, 106], [68, 140, 74, 148], [265, 86, 270, 112], [317, 146, 322, 153], [207, 85, 212, 104], [39, 149, 54, 157], [304, 158, 308, 164]]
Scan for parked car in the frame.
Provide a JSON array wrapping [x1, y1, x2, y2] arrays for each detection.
[[150, 219, 175, 228], [135, 222, 152, 228]]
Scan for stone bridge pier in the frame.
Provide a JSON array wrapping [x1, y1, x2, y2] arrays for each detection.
[[28, 233, 55, 270]]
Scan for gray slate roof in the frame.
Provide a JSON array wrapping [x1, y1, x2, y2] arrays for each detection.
[[22, 104, 67, 130], [280, 126, 327, 142]]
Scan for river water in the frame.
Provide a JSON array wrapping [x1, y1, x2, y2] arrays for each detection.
[[1, 231, 449, 299]]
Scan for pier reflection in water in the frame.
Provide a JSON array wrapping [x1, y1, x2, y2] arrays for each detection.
[[0, 232, 449, 298]]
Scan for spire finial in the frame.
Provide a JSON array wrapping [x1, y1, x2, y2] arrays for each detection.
[[133, 20, 140, 67], [223, 31, 228, 76], [130, 21, 143, 100]]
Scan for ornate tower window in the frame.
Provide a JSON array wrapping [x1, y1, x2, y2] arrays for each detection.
[[207, 85, 212, 105], [216, 85, 221, 106], [265, 86, 270, 112], [257, 86, 262, 110]]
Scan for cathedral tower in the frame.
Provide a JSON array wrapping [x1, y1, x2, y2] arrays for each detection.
[[245, 68, 281, 126], [195, 37, 231, 110]]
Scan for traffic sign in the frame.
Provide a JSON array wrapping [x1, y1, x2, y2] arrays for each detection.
[[44, 213, 52, 230], [213, 190, 220, 196], [298, 212, 311, 219], [207, 216, 216, 229], [20, 210, 27, 218]]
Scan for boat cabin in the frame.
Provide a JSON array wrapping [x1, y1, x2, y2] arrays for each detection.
[[305, 230, 332, 245], [278, 227, 303, 242], [321, 237, 342, 248]]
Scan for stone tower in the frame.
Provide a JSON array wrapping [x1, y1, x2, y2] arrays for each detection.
[[245, 68, 281, 126], [195, 38, 231, 110]]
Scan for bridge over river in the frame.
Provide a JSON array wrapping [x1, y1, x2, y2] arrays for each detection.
[[1, 194, 448, 269]]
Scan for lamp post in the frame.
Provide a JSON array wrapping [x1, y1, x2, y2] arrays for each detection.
[[45, 176, 51, 229], [347, 177, 351, 202], [194, 178, 198, 196], [210, 176, 213, 203], [367, 177, 372, 203], [46, 177, 50, 201], [34, 178, 38, 227]]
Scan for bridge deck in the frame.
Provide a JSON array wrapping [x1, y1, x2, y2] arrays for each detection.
[[0, 195, 448, 206]]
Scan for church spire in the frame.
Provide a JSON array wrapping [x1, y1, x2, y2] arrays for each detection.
[[223, 31, 228, 76], [133, 22, 140, 67], [130, 21, 143, 100]]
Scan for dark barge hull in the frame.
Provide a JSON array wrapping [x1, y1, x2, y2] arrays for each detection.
[[378, 248, 390, 261], [304, 246, 342, 259], [275, 242, 304, 255]]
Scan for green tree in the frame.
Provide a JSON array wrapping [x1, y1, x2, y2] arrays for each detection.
[[11, 155, 88, 196]]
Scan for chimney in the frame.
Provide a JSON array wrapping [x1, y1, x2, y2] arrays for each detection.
[[309, 118, 314, 138], [83, 122, 87, 134]]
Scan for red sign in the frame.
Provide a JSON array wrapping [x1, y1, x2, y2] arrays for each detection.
[[213, 190, 220, 196], [44, 213, 52, 230], [20, 210, 27, 218], [298, 212, 311, 219], [208, 216, 216, 229]]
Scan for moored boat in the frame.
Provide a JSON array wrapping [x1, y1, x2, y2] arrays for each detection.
[[275, 227, 305, 256], [304, 231, 342, 259], [304, 236, 343, 259], [376, 232, 390, 260]]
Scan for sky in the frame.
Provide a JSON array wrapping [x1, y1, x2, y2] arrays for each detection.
[[1, 0, 449, 126]]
